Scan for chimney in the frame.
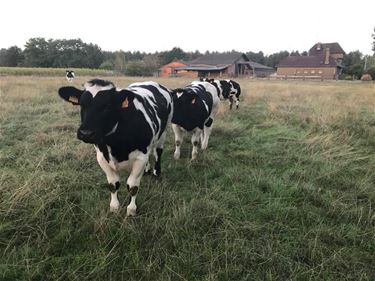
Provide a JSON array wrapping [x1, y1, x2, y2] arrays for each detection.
[[316, 42, 321, 51], [324, 47, 330, 65]]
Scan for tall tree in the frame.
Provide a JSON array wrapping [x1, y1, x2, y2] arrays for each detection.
[[265, 51, 290, 68], [159, 47, 187, 65], [114, 50, 126, 73], [246, 51, 265, 64], [372, 27, 375, 52], [0, 46, 24, 66], [343, 50, 363, 67], [23, 38, 50, 67]]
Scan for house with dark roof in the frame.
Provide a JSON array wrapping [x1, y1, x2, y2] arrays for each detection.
[[277, 42, 345, 80], [175, 52, 274, 78]]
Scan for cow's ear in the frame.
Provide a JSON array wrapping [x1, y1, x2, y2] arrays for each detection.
[[58, 86, 83, 105], [172, 88, 182, 95], [190, 92, 199, 105], [172, 88, 186, 97], [114, 89, 135, 109]]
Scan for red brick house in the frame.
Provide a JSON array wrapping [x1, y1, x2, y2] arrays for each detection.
[[277, 42, 345, 80], [157, 59, 196, 78]]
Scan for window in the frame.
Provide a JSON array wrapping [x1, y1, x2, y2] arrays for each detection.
[[311, 70, 315, 74]]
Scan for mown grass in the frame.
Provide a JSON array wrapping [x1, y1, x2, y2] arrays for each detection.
[[0, 76, 374, 280]]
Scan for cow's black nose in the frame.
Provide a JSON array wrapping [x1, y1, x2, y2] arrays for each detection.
[[77, 129, 95, 143], [79, 129, 95, 137]]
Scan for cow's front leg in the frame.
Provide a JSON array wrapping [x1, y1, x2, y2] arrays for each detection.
[[201, 117, 213, 150], [191, 128, 202, 160], [172, 124, 184, 160], [231, 94, 239, 109], [126, 154, 148, 216], [153, 131, 166, 177], [96, 147, 120, 212], [229, 95, 234, 110]]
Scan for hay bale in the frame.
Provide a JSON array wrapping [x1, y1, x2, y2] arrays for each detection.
[[361, 74, 373, 81]]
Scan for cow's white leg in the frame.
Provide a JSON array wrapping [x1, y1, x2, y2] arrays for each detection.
[[126, 153, 148, 216], [144, 160, 151, 174], [172, 124, 184, 160], [202, 118, 214, 150], [229, 94, 234, 110], [153, 131, 166, 176], [191, 128, 202, 160], [95, 147, 120, 212], [232, 94, 239, 109], [200, 130, 205, 146]]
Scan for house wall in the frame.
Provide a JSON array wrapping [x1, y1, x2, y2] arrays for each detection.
[[176, 70, 199, 78], [277, 67, 338, 79]]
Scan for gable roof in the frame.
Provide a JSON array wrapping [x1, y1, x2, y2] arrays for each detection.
[[159, 59, 188, 70], [277, 55, 340, 68], [188, 52, 248, 66], [309, 42, 345, 56]]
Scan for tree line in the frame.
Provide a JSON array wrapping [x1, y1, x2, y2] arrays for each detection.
[[1, 33, 375, 79]]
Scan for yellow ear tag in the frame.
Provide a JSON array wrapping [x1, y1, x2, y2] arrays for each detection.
[[191, 98, 196, 104], [122, 97, 129, 108], [68, 96, 78, 104]]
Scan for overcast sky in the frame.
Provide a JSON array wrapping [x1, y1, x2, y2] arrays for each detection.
[[1, 0, 374, 55]]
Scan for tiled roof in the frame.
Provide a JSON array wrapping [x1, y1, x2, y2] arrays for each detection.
[[277, 55, 339, 68], [188, 52, 247, 65], [309, 42, 345, 56]]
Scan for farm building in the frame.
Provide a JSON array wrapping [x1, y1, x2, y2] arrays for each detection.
[[157, 59, 196, 78], [172, 52, 274, 78], [277, 42, 345, 80]]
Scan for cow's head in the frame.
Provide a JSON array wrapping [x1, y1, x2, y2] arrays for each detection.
[[58, 79, 135, 144], [172, 88, 199, 106]]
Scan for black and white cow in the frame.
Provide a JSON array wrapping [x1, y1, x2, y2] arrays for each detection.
[[58, 79, 173, 216], [66, 70, 75, 82], [200, 78, 241, 109], [171, 81, 219, 160]]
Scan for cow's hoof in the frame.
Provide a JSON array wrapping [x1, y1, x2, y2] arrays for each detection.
[[152, 169, 160, 177], [190, 155, 197, 162], [127, 206, 137, 217]]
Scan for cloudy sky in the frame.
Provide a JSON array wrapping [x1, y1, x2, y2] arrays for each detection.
[[1, 0, 374, 55]]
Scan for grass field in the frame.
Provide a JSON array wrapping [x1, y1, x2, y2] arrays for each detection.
[[0, 76, 374, 280], [0, 67, 113, 77]]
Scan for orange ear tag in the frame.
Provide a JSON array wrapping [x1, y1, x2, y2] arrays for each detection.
[[191, 98, 196, 104], [68, 96, 78, 104], [122, 97, 129, 108]]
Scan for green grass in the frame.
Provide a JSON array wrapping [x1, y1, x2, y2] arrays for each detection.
[[0, 66, 114, 76], [0, 77, 374, 280]]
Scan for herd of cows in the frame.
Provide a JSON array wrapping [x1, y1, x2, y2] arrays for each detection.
[[58, 77, 241, 216]]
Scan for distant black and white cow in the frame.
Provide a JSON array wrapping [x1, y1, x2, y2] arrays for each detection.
[[58, 79, 173, 216], [171, 81, 219, 160], [200, 78, 241, 109], [66, 70, 75, 82]]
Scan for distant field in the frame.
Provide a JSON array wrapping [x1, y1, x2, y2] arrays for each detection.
[[0, 66, 114, 76], [0, 76, 374, 280]]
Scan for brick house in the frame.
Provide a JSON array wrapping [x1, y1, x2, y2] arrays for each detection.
[[175, 52, 274, 78], [157, 59, 196, 78], [277, 42, 345, 80]]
